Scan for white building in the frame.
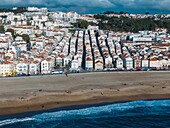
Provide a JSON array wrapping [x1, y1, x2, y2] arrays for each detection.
[[160, 59, 169, 69], [95, 60, 103, 70], [134, 59, 141, 69], [149, 59, 161, 69], [125, 57, 133, 70], [0, 61, 14, 76], [105, 57, 113, 68], [16, 62, 29, 75], [71, 60, 79, 70], [88, 25, 99, 30], [116, 58, 124, 70], [133, 37, 153, 42], [56, 56, 63, 67], [86, 57, 93, 70], [141, 59, 149, 69], [41, 58, 53, 74], [63, 57, 70, 67], [27, 7, 39, 12], [29, 60, 41, 75]]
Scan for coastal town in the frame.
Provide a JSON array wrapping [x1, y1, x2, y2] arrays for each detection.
[[0, 7, 170, 77], [1, 1, 170, 127]]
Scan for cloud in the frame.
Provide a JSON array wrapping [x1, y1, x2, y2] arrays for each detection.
[[110, 0, 170, 11], [0, 0, 114, 8], [0, 0, 170, 13], [0, 0, 115, 13], [57, 0, 114, 8]]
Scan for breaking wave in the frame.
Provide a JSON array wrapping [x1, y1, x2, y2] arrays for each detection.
[[1, 100, 170, 128]]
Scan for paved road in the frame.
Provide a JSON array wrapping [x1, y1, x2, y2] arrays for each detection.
[[1, 70, 170, 80]]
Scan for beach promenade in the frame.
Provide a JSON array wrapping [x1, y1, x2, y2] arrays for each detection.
[[0, 71, 170, 116]]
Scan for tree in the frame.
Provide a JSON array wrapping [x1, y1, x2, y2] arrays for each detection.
[[14, 18, 17, 25], [1, 15, 7, 19], [103, 11, 116, 14], [21, 34, 31, 51], [6, 28, 15, 37], [119, 11, 125, 14], [93, 14, 170, 33], [72, 19, 96, 29], [0, 25, 5, 32], [21, 34, 30, 42], [74, 19, 88, 28]]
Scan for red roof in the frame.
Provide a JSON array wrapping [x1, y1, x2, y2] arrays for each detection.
[[4, 61, 12, 64]]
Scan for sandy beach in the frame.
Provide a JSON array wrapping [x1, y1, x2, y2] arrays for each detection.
[[0, 71, 170, 116]]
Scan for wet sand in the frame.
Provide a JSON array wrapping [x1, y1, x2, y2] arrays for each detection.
[[0, 72, 170, 116]]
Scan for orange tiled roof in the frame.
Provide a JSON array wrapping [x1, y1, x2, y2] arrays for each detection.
[[33, 60, 39, 64], [4, 61, 12, 64]]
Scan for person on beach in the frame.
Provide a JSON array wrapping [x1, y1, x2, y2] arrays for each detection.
[[130, 68, 133, 72], [64, 68, 68, 77], [65, 71, 68, 77]]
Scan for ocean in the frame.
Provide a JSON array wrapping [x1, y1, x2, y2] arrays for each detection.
[[0, 99, 170, 128]]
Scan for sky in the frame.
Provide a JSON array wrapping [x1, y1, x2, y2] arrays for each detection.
[[1, 0, 170, 14]]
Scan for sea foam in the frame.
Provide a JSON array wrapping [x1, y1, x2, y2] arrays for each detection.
[[1, 100, 170, 128]]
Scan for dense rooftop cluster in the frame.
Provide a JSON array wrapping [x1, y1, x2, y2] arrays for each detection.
[[0, 7, 169, 76]]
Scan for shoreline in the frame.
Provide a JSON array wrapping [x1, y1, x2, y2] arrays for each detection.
[[1, 97, 170, 120], [0, 72, 170, 118]]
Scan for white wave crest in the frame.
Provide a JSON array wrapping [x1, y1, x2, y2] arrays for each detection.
[[1, 100, 170, 126], [33, 100, 170, 121], [0, 118, 36, 127]]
